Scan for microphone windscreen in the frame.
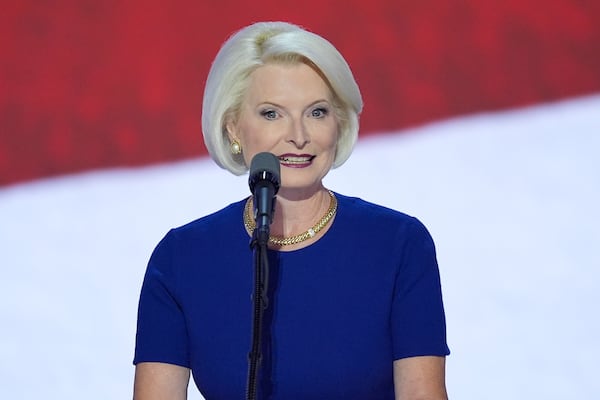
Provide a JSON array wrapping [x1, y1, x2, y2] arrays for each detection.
[[249, 152, 281, 193]]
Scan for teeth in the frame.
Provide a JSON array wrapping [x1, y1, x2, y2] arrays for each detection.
[[279, 156, 312, 164]]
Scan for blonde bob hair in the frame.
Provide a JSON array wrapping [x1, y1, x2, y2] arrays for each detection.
[[202, 21, 363, 175]]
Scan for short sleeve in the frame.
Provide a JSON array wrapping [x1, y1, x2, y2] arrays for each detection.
[[133, 230, 190, 367], [391, 218, 450, 360]]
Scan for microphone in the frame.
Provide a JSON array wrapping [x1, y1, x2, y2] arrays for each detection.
[[248, 152, 281, 245]]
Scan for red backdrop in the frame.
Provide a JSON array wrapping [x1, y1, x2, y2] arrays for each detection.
[[1, 0, 599, 186]]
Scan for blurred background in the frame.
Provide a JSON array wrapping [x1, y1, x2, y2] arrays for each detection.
[[1, 1, 599, 398]]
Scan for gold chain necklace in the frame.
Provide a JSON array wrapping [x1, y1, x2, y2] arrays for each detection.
[[243, 190, 337, 246]]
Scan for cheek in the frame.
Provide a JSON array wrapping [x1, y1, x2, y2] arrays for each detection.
[[237, 117, 275, 144], [323, 124, 340, 153], [309, 119, 339, 145]]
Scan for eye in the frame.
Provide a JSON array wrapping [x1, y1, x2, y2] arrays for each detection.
[[310, 107, 329, 118], [260, 109, 279, 120]]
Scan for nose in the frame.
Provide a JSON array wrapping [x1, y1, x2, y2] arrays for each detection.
[[286, 117, 310, 148]]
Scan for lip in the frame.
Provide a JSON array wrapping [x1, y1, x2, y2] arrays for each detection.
[[278, 153, 315, 168]]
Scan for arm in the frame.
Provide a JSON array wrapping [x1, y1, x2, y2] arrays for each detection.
[[133, 362, 190, 400], [393, 356, 447, 400]]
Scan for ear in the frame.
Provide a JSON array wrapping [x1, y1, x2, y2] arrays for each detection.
[[225, 119, 239, 142]]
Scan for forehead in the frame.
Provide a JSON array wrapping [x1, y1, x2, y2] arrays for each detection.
[[244, 62, 333, 102]]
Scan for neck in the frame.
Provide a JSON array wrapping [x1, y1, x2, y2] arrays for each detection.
[[270, 186, 330, 238]]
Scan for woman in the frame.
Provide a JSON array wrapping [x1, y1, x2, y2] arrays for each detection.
[[134, 21, 449, 399]]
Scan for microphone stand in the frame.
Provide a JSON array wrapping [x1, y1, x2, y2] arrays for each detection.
[[246, 221, 271, 400], [246, 152, 279, 400]]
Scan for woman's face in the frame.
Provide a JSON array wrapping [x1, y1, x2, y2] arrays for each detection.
[[227, 62, 339, 196]]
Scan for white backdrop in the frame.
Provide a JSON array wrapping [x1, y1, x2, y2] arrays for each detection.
[[1, 94, 599, 399]]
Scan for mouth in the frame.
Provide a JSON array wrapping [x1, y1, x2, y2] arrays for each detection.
[[278, 154, 315, 167]]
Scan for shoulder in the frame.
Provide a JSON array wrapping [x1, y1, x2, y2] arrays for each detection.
[[335, 192, 424, 229], [333, 192, 435, 248], [144, 199, 249, 285], [172, 199, 246, 236], [154, 199, 247, 252]]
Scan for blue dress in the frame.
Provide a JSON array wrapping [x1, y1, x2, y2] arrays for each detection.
[[134, 193, 449, 399]]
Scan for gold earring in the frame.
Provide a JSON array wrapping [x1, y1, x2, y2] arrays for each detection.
[[230, 139, 242, 155]]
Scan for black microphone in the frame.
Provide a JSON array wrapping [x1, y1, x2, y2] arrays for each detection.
[[248, 152, 281, 246]]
